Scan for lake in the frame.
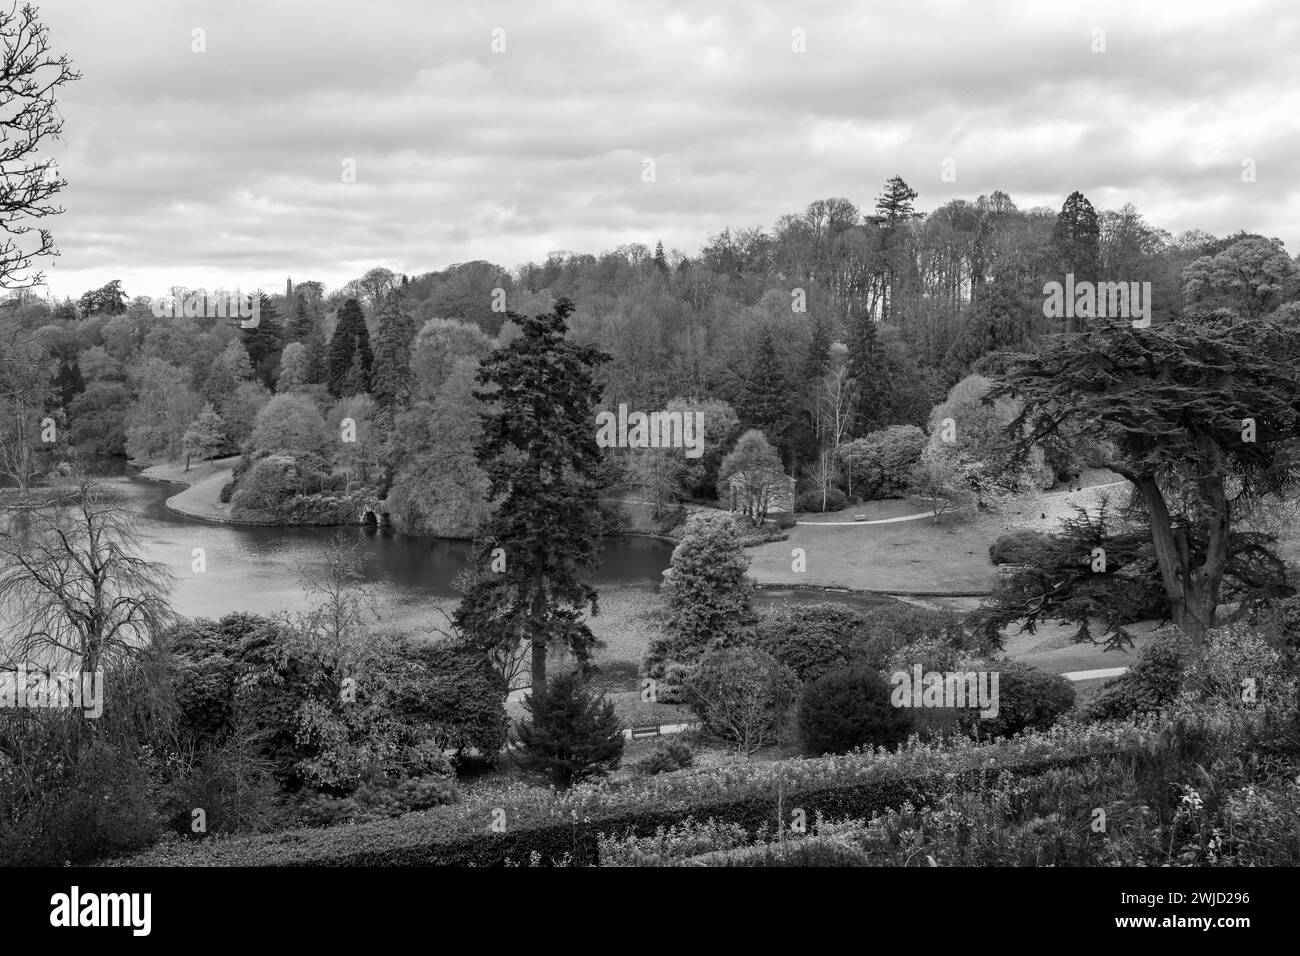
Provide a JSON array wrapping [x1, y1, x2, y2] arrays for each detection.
[[19, 459, 893, 629]]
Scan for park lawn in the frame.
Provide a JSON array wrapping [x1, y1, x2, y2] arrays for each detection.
[[746, 473, 1128, 594], [746, 518, 998, 593], [136, 455, 241, 523]]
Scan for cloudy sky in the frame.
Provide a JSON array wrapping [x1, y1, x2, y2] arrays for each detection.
[[30, 0, 1300, 300]]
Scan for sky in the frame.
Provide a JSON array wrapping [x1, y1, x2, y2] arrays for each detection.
[[25, 0, 1300, 300]]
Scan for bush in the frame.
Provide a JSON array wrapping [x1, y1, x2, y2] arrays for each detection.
[[646, 513, 756, 676], [230, 454, 304, 515], [513, 673, 625, 791], [852, 602, 979, 668], [988, 530, 1057, 566], [0, 736, 160, 865], [114, 719, 1145, 867], [795, 487, 848, 513], [686, 646, 798, 755], [753, 603, 869, 682], [970, 661, 1076, 738], [633, 737, 695, 777], [774, 512, 797, 530], [838, 425, 927, 500], [1084, 631, 1191, 720], [799, 666, 913, 755], [218, 481, 234, 504]]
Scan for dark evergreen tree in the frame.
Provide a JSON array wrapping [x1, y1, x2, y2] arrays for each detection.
[[871, 176, 920, 322], [327, 297, 373, 397], [51, 358, 84, 408], [241, 293, 283, 390], [371, 294, 417, 408], [739, 327, 789, 444], [1051, 191, 1101, 331], [287, 293, 325, 384], [452, 297, 610, 694], [512, 671, 624, 790], [846, 314, 891, 433], [653, 240, 669, 274]]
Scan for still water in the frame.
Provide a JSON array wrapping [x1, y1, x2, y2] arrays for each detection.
[[41, 459, 890, 628], [103, 471, 675, 626]]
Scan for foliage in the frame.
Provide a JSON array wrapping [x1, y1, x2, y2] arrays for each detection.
[[453, 297, 610, 694], [632, 737, 695, 777], [512, 672, 625, 791], [685, 646, 798, 755], [799, 666, 912, 755], [716, 428, 788, 524], [752, 602, 869, 682], [648, 511, 756, 675], [838, 425, 927, 500]]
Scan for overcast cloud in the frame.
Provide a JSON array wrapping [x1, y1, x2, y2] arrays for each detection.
[[33, 0, 1300, 300]]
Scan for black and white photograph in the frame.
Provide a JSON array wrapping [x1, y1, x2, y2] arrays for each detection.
[[0, 0, 1294, 935]]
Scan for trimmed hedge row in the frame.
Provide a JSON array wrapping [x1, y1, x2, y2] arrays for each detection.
[[110, 723, 1148, 867]]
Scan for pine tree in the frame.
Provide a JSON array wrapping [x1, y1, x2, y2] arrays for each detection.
[[371, 293, 417, 408], [452, 297, 610, 695], [512, 672, 624, 791], [327, 297, 373, 397], [287, 293, 326, 384], [873, 175, 919, 227], [51, 358, 84, 407], [872, 176, 921, 323], [1052, 190, 1101, 302], [241, 293, 283, 389], [739, 327, 789, 442], [653, 240, 669, 274], [847, 314, 891, 433]]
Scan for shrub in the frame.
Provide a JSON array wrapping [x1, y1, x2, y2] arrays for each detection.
[[1184, 621, 1296, 705], [598, 817, 750, 866], [853, 602, 979, 667], [230, 454, 303, 515], [647, 512, 756, 676], [513, 673, 625, 791], [1084, 630, 1191, 720], [113, 719, 1147, 867], [969, 661, 1076, 738], [795, 487, 848, 513], [774, 512, 797, 530], [0, 735, 160, 866], [799, 666, 912, 755], [218, 481, 234, 504], [633, 737, 695, 777], [686, 646, 798, 755], [988, 530, 1057, 566], [838, 425, 927, 500], [753, 602, 869, 682]]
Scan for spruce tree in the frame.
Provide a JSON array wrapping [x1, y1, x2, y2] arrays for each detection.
[[371, 293, 417, 408], [327, 297, 373, 397], [512, 672, 624, 791], [1052, 190, 1101, 331], [452, 297, 610, 695], [739, 327, 789, 443], [241, 293, 283, 389]]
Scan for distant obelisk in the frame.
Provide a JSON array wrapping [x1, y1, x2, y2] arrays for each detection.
[[286, 276, 293, 301]]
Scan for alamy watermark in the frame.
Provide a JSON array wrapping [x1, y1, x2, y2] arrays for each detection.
[[0, 664, 104, 718], [151, 290, 260, 328], [1042, 273, 1152, 328], [890, 664, 999, 718], [595, 404, 704, 458]]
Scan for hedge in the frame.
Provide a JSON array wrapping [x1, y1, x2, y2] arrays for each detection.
[[108, 721, 1150, 867]]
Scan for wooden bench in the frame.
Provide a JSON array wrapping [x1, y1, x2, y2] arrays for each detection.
[[629, 724, 660, 739], [853, 514, 868, 522]]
